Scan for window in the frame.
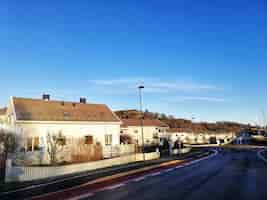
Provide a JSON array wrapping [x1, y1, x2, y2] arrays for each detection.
[[84, 135, 93, 144], [27, 138, 32, 151], [105, 134, 112, 145], [27, 137, 39, 151], [7, 115, 12, 124]]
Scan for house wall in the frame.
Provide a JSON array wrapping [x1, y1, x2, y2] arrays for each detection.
[[5, 121, 121, 164], [14, 121, 121, 148], [121, 126, 168, 145], [0, 115, 6, 125]]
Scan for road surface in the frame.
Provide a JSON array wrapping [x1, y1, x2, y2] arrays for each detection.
[[85, 149, 267, 200]]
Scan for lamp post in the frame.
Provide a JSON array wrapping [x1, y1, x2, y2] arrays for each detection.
[[138, 85, 145, 161]]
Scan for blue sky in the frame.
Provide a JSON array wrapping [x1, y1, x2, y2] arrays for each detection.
[[1, 0, 267, 124]]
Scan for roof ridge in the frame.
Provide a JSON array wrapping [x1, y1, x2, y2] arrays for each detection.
[[13, 97, 106, 106]]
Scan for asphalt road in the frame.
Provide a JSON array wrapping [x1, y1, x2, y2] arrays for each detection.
[[86, 150, 267, 200], [0, 150, 209, 200]]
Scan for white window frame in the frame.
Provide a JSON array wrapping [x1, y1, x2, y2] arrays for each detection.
[[105, 134, 112, 146]]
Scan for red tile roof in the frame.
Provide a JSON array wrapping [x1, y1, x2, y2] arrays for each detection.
[[13, 97, 120, 122], [121, 118, 169, 127], [167, 128, 193, 133]]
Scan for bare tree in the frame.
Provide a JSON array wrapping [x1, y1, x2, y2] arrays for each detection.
[[153, 112, 160, 119], [120, 134, 133, 144], [0, 129, 19, 156], [46, 131, 66, 165], [159, 113, 167, 120], [0, 129, 20, 180]]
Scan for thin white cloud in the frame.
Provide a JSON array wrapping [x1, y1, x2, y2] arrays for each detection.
[[89, 78, 222, 94], [168, 96, 227, 103]]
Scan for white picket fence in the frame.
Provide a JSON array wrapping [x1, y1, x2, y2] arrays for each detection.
[[103, 144, 135, 158], [172, 148, 191, 155], [5, 152, 160, 182]]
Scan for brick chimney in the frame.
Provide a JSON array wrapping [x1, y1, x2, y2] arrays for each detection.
[[80, 97, 86, 104], [42, 94, 50, 101]]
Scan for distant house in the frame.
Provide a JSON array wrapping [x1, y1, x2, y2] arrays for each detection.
[[167, 128, 195, 144], [120, 118, 169, 145], [4, 95, 122, 163]]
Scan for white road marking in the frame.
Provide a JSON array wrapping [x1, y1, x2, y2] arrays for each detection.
[[68, 192, 94, 200], [132, 176, 146, 182], [149, 172, 161, 176], [257, 150, 267, 163], [3, 172, 96, 195], [164, 168, 175, 172], [104, 183, 125, 191], [171, 150, 218, 170]]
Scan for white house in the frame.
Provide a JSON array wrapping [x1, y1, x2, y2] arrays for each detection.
[[4, 95, 123, 163], [120, 118, 169, 146]]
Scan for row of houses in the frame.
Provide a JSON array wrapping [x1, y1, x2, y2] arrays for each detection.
[[0, 95, 235, 165], [168, 128, 234, 145]]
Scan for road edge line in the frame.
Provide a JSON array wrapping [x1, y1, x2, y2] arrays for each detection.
[[257, 149, 267, 163]]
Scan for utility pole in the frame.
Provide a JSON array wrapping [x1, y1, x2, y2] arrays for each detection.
[[138, 85, 145, 161]]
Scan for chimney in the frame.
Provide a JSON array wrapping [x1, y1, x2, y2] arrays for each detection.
[[42, 94, 50, 101], [80, 97, 86, 104]]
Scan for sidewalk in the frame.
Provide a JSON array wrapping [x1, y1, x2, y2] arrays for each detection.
[[0, 149, 210, 200]]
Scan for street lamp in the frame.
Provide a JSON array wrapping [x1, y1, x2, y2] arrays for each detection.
[[138, 85, 145, 161]]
